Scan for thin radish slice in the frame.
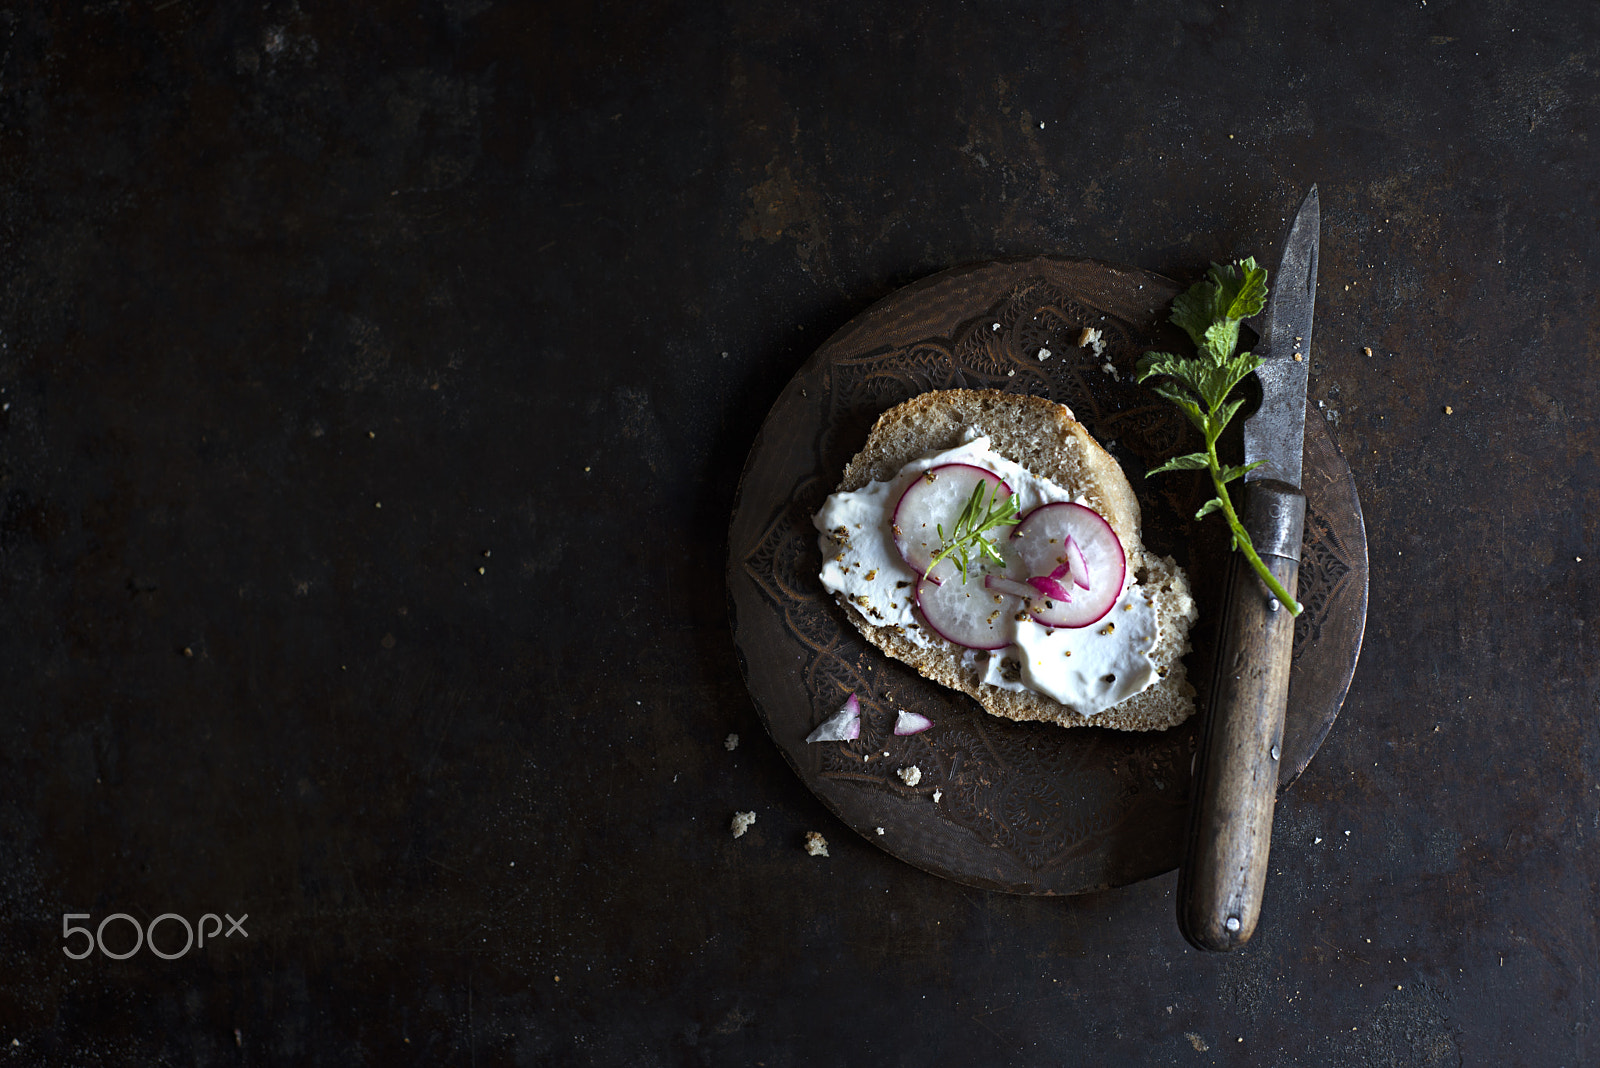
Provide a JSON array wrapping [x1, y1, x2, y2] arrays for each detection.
[[1065, 536, 1091, 590], [983, 571, 1076, 615], [915, 569, 1015, 650], [1027, 575, 1072, 602], [983, 574, 1039, 601], [893, 710, 933, 736], [806, 693, 861, 743], [1009, 502, 1125, 628], [892, 463, 1011, 576]]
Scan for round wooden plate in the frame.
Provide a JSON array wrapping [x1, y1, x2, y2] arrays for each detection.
[[726, 258, 1368, 895]]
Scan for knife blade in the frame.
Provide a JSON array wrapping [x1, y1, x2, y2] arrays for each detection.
[[1247, 189, 1318, 489], [1177, 186, 1319, 951]]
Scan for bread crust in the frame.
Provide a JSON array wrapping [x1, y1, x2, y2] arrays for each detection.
[[830, 389, 1198, 732]]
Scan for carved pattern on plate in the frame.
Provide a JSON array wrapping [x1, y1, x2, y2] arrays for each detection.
[[1294, 506, 1356, 652]]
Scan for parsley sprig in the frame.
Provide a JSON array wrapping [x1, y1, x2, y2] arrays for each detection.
[[926, 481, 1021, 584], [1137, 258, 1302, 616]]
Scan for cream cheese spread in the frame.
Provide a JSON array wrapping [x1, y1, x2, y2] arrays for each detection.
[[813, 434, 1163, 717]]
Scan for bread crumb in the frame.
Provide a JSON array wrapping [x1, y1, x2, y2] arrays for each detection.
[[1077, 326, 1106, 358], [730, 811, 756, 838], [1444, 405, 1453, 414], [875, 826, 885, 835], [803, 830, 829, 856], [1037, 347, 1051, 361], [1363, 346, 1373, 356], [724, 733, 739, 751], [932, 788, 942, 803], [897, 765, 922, 787]]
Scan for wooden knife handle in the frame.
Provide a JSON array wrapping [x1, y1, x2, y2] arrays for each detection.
[[1177, 479, 1305, 951]]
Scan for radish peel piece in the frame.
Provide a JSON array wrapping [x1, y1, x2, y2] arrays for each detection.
[[893, 710, 933, 736], [806, 693, 861, 743], [1028, 575, 1072, 602]]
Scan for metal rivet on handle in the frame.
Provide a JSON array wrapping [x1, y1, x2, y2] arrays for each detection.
[[1225, 916, 1241, 932], [1270, 744, 1281, 761]]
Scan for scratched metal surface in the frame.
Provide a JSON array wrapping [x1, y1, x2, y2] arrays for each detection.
[[0, 2, 1594, 1064]]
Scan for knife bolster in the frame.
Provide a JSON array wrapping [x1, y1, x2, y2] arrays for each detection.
[[1241, 478, 1307, 563]]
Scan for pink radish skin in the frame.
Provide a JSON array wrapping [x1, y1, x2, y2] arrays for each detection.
[[892, 464, 1011, 577], [1009, 503, 1125, 628]]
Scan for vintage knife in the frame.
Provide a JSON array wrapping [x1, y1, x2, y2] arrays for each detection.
[[1177, 186, 1319, 951]]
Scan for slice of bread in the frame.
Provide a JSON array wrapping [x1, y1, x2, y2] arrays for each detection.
[[829, 389, 1198, 732]]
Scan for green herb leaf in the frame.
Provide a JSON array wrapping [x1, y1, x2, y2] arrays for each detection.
[[1169, 288, 1217, 349], [1148, 452, 1212, 476], [1140, 257, 1302, 616], [1136, 351, 1186, 383], [1219, 461, 1265, 483], [1214, 257, 1268, 320], [1150, 382, 1208, 432], [926, 481, 1021, 584], [1201, 319, 1238, 363]]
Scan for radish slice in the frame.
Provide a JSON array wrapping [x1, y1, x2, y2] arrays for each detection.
[[1009, 502, 1125, 628], [915, 568, 1016, 650], [892, 463, 1011, 576], [893, 710, 933, 736], [806, 693, 861, 743]]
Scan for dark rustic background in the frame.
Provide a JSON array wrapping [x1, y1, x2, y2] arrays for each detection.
[[1, 2, 1595, 1065]]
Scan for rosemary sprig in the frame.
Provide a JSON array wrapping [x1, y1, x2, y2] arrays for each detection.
[[926, 481, 1021, 584], [1137, 257, 1303, 615]]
